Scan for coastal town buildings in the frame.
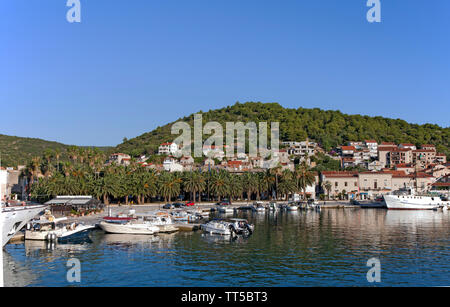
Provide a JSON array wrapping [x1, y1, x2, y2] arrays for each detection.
[[107, 153, 131, 166], [158, 142, 180, 155], [321, 169, 436, 200]]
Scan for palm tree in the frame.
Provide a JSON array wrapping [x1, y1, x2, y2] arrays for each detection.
[[241, 172, 257, 202], [54, 148, 61, 172], [158, 172, 182, 202], [294, 161, 315, 200], [278, 169, 295, 201], [183, 171, 206, 202], [262, 170, 276, 200], [210, 170, 229, 202], [269, 163, 283, 200], [227, 174, 242, 202]]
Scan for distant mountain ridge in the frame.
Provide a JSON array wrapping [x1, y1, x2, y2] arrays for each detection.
[[1, 102, 448, 167], [115, 102, 450, 157]]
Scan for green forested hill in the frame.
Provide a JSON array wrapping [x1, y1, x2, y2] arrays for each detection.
[[0, 134, 69, 167], [115, 102, 450, 157], [0, 134, 112, 168]]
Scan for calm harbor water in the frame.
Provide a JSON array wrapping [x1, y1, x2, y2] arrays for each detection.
[[4, 209, 450, 287]]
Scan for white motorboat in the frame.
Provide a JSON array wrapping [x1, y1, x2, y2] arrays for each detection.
[[251, 201, 266, 212], [286, 202, 299, 211], [201, 218, 254, 236], [217, 205, 234, 214], [384, 188, 449, 210], [141, 213, 179, 233], [99, 219, 159, 235], [2, 202, 47, 247], [25, 212, 95, 241], [26, 221, 95, 241], [171, 210, 201, 222]]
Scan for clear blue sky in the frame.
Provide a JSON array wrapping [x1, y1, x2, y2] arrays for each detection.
[[1, 0, 449, 146]]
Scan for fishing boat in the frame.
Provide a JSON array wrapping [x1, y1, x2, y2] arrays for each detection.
[[384, 189, 449, 210], [201, 218, 254, 236]]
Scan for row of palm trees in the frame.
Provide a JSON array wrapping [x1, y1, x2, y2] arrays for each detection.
[[26, 152, 316, 204]]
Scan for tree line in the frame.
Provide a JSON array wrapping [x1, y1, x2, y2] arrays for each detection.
[[26, 149, 316, 205]]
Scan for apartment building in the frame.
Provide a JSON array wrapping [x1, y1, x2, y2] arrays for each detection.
[[108, 153, 131, 166], [158, 142, 179, 155]]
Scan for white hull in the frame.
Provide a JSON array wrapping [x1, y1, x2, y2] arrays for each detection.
[[25, 224, 95, 241], [201, 224, 231, 235], [384, 195, 448, 210], [2, 205, 47, 246], [286, 206, 298, 211], [218, 208, 234, 214], [99, 221, 159, 235]]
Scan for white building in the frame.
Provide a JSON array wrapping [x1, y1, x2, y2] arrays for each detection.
[[364, 140, 378, 158], [108, 153, 131, 166], [158, 142, 179, 155], [163, 157, 183, 172]]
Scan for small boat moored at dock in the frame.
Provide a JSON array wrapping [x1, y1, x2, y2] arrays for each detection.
[[201, 218, 254, 236], [251, 201, 266, 212], [25, 214, 95, 242]]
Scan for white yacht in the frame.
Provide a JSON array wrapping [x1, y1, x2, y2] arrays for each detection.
[[2, 202, 47, 247], [384, 188, 449, 210]]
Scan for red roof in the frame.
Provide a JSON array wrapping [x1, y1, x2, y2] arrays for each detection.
[[365, 140, 377, 143], [341, 146, 356, 151], [378, 146, 397, 152], [160, 142, 174, 146], [413, 149, 435, 153], [227, 161, 243, 166], [432, 182, 450, 187], [322, 171, 358, 178], [380, 142, 396, 146], [391, 147, 412, 152]]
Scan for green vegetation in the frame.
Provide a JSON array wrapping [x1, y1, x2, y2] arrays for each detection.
[[115, 102, 450, 157], [0, 134, 111, 168], [28, 155, 316, 204], [0, 134, 69, 167]]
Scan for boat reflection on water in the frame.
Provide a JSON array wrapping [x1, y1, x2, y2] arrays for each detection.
[[91, 231, 177, 250], [3, 249, 38, 287], [24, 239, 90, 257], [201, 233, 249, 245]]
